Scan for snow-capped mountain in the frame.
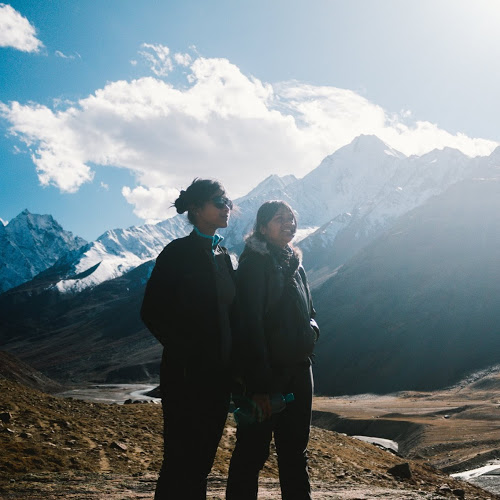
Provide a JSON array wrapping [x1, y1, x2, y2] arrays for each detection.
[[5, 135, 499, 296], [51, 216, 190, 293], [221, 135, 407, 249], [3, 136, 500, 388], [289, 135, 406, 226], [0, 210, 86, 293], [220, 174, 299, 250], [297, 136, 500, 276]]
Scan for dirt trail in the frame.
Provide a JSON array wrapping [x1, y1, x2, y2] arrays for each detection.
[[0, 474, 486, 500]]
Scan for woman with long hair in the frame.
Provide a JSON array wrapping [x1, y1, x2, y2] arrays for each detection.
[[141, 178, 235, 499], [226, 200, 319, 500]]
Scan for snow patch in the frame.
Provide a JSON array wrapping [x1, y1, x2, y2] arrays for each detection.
[[451, 462, 500, 480], [293, 226, 318, 243], [353, 436, 399, 453]]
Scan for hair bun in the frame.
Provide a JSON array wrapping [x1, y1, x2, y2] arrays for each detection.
[[174, 190, 189, 214]]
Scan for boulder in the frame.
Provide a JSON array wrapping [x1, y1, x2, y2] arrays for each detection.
[[387, 462, 412, 479]]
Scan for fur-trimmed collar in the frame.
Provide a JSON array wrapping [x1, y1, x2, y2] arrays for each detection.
[[244, 233, 270, 255], [244, 233, 302, 262]]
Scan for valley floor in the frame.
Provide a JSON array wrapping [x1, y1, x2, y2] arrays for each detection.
[[313, 381, 500, 475], [1, 378, 500, 499]]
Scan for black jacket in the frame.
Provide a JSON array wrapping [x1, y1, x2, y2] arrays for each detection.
[[234, 234, 319, 394], [141, 230, 235, 375]]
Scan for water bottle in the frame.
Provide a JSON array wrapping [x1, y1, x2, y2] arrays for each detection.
[[233, 393, 295, 426]]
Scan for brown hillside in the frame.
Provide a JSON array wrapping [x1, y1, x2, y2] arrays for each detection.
[[0, 351, 62, 394], [0, 379, 497, 499]]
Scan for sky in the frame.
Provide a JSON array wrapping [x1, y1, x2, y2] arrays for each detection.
[[1, 0, 500, 241]]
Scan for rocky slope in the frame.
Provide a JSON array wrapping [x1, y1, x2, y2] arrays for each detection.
[[0, 378, 496, 499]]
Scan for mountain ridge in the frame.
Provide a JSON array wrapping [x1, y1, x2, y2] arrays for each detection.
[[0, 210, 86, 294], [3, 135, 496, 295], [313, 178, 500, 395]]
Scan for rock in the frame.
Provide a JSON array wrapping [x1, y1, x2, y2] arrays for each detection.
[[20, 432, 33, 439], [124, 399, 133, 404], [387, 462, 412, 479], [0, 411, 12, 423], [437, 484, 452, 495], [452, 489, 465, 498], [110, 441, 128, 451]]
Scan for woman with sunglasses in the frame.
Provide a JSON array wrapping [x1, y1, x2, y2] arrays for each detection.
[[141, 178, 235, 499], [226, 200, 319, 500]]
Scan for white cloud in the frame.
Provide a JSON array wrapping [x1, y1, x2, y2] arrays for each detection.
[[1, 47, 498, 221], [0, 100, 94, 192], [0, 3, 43, 53], [122, 185, 179, 223], [55, 50, 80, 60], [100, 182, 109, 191], [0, 217, 8, 226], [174, 52, 192, 66], [139, 43, 173, 77]]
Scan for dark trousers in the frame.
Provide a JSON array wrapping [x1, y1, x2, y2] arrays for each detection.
[[154, 363, 230, 500], [226, 364, 313, 500]]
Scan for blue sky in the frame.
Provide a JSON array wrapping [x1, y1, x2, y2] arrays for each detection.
[[1, 0, 499, 240]]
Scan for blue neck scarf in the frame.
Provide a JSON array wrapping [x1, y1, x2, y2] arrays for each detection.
[[193, 226, 224, 252]]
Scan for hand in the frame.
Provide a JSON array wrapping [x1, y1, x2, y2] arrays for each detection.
[[252, 393, 272, 422]]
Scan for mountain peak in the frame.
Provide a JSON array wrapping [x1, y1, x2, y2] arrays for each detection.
[[9, 209, 61, 233], [342, 135, 405, 158], [0, 210, 87, 294], [239, 173, 298, 201]]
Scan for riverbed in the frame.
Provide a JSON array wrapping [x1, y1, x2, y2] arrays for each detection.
[[451, 462, 500, 495], [56, 383, 160, 404]]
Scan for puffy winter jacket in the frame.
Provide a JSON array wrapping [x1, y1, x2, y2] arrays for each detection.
[[234, 234, 319, 394]]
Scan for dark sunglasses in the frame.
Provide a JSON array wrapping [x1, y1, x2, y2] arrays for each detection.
[[211, 196, 233, 210]]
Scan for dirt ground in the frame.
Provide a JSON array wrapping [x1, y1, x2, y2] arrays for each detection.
[[1, 378, 499, 499]]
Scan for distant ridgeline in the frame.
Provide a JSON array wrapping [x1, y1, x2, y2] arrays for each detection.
[[1, 135, 500, 393]]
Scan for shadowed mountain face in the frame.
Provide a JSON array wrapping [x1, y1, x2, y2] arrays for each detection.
[[0, 350, 62, 393], [313, 178, 500, 396], [0, 260, 160, 383]]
